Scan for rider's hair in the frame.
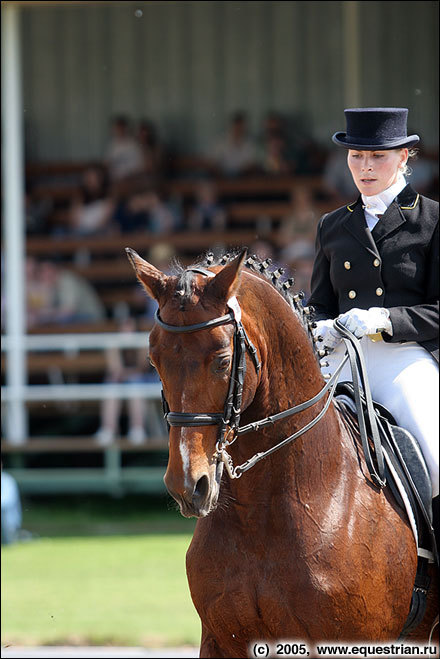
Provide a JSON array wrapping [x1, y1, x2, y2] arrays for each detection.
[[399, 148, 418, 177]]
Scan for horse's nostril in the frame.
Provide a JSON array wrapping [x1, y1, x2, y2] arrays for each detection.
[[193, 474, 210, 502]]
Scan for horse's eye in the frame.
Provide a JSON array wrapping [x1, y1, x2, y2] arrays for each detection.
[[213, 356, 231, 374], [149, 358, 156, 369]]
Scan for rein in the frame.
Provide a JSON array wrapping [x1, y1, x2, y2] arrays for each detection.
[[156, 290, 386, 488]]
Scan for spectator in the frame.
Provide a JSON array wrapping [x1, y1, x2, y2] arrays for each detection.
[[94, 316, 165, 445], [25, 182, 53, 235], [259, 130, 294, 176], [277, 186, 319, 249], [286, 112, 326, 175], [322, 148, 359, 202], [293, 256, 314, 299], [136, 119, 166, 180], [1, 470, 22, 545], [113, 190, 152, 234], [68, 165, 115, 236], [114, 188, 180, 235], [405, 145, 438, 196], [280, 241, 315, 299], [261, 111, 288, 142], [277, 186, 318, 297], [186, 180, 227, 232], [26, 260, 106, 328], [207, 111, 259, 177], [26, 256, 53, 327], [142, 189, 181, 234], [105, 115, 145, 182]]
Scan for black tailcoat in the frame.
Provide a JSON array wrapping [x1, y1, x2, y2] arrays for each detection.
[[308, 184, 439, 361]]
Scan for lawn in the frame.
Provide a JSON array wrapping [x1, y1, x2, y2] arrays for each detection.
[[1, 496, 201, 647]]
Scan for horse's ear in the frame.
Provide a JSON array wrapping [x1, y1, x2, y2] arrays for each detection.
[[208, 249, 247, 301], [125, 248, 169, 301]]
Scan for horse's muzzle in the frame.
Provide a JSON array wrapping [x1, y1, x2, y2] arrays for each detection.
[[164, 462, 223, 518]]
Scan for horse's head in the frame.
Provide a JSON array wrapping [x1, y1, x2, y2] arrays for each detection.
[[126, 248, 261, 517]]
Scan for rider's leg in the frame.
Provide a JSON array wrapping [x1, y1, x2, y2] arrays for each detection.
[[366, 340, 439, 499]]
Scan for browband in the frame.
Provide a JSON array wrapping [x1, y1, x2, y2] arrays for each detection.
[[155, 309, 234, 334]]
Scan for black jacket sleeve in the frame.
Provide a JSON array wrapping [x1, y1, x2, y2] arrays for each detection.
[[384, 221, 439, 345], [308, 215, 339, 321]]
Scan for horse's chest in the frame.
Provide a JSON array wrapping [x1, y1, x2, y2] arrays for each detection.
[[187, 539, 295, 637]]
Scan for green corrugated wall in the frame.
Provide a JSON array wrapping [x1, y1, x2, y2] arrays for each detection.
[[19, 0, 439, 161]]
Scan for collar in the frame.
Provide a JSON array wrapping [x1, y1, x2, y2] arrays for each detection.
[[347, 182, 419, 214], [361, 174, 407, 214]]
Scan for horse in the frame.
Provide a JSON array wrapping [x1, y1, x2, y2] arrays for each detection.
[[126, 247, 438, 658]]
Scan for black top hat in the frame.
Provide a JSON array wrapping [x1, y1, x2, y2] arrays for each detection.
[[332, 107, 419, 150]]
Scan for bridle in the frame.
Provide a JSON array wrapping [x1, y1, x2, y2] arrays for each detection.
[[156, 298, 261, 460], [155, 266, 386, 487]]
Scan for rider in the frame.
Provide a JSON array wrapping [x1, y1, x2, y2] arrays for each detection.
[[307, 107, 439, 548]]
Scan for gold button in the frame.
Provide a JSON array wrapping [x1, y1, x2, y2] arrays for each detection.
[[344, 261, 351, 270], [373, 258, 380, 267], [348, 290, 356, 299], [376, 287, 383, 296]]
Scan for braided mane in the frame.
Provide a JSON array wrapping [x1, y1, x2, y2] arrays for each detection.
[[171, 249, 320, 359]]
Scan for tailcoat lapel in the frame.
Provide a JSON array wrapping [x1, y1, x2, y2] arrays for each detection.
[[371, 184, 418, 244], [343, 199, 380, 258]]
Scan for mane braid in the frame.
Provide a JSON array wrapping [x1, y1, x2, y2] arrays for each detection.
[[185, 250, 320, 360]]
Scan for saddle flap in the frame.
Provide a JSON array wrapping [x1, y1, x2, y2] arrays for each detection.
[[335, 382, 433, 526], [388, 424, 432, 521]]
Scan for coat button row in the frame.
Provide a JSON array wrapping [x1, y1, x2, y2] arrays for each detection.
[[344, 259, 381, 269], [348, 288, 384, 299]]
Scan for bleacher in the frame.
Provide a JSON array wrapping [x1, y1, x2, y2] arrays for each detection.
[[2, 157, 336, 495]]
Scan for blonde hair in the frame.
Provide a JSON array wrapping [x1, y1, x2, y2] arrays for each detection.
[[399, 148, 419, 177]]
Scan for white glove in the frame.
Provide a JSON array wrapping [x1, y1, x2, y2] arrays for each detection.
[[336, 307, 393, 339], [312, 319, 343, 351]]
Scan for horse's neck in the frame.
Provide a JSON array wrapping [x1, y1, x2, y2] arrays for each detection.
[[243, 276, 326, 431], [225, 278, 345, 513]]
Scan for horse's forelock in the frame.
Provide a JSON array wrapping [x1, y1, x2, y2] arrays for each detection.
[[174, 270, 197, 311]]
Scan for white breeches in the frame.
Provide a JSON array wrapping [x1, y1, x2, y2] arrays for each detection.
[[322, 338, 439, 498]]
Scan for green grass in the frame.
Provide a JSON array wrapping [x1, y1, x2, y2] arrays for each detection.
[[19, 494, 197, 538], [1, 496, 201, 647]]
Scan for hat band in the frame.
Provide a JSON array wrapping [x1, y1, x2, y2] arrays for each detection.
[[345, 134, 407, 145]]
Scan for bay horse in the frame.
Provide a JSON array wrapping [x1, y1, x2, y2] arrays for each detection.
[[126, 247, 438, 657]]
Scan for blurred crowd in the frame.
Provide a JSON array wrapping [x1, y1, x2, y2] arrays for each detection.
[[25, 109, 438, 238], [20, 107, 439, 325]]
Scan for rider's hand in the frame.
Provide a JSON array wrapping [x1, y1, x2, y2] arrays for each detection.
[[336, 307, 393, 339], [312, 319, 343, 351]]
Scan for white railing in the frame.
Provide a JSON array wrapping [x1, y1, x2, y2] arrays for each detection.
[[1, 331, 161, 443], [0, 382, 162, 402], [1, 331, 150, 351]]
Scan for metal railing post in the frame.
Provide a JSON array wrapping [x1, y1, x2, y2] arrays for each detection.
[[2, 3, 27, 444]]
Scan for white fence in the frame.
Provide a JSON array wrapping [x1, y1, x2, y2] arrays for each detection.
[[1, 331, 161, 443]]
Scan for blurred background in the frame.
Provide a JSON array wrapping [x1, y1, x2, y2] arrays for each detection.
[[1, 0, 438, 652]]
